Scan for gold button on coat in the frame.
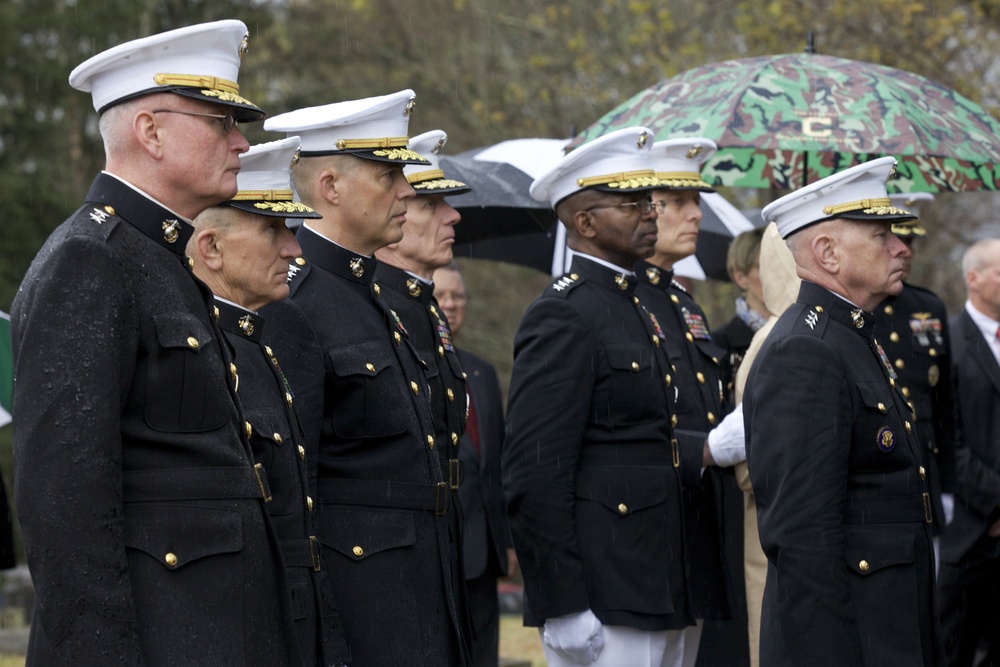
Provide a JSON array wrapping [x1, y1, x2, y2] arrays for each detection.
[[366, 362, 376, 372], [929, 348, 937, 357], [884, 305, 894, 315], [285, 392, 293, 407], [447, 388, 455, 401], [696, 372, 705, 384], [273, 432, 282, 443], [631, 361, 640, 371], [427, 435, 435, 449], [244, 422, 253, 438], [671, 414, 678, 427], [306, 496, 313, 511], [895, 359, 905, 370], [186, 336, 199, 349], [617, 503, 628, 515], [452, 432, 459, 446], [353, 546, 364, 557], [919, 466, 926, 479], [877, 402, 887, 414], [298, 445, 306, 460], [410, 381, 419, 395], [438, 345, 445, 357], [664, 374, 672, 387], [905, 421, 912, 433], [707, 412, 716, 425], [393, 331, 401, 344], [165, 552, 178, 567], [685, 332, 694, 343], [671, 294, 680, 304], [859, 560, 870, 572], [890, 332, 900, 343], [294, 257, 306, 266]]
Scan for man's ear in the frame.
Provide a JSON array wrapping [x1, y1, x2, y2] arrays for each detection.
[[811, 231, 838, 274], [318, 168, 341, 206], [572, 209, 599, 240], [194, 229, 225, 272], [133, 110, 165, 160]]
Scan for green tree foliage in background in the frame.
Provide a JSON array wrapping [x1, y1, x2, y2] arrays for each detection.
[[2, 0, 999, 387]]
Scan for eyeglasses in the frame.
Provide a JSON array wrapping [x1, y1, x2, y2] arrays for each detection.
[[151, 109, 239, 133], [586, 199, 654, 215]]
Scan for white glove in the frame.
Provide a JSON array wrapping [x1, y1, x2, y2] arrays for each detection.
[[941, 492, 954, 526], [706, 403, 747, 467], [542, 609, 605, 664]]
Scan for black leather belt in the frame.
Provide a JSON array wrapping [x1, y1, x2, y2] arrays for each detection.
[[122, 466, 271, 502], [280, 536, 322, 571], [319, 478, 449, 515], [844, 494, 932, 525]]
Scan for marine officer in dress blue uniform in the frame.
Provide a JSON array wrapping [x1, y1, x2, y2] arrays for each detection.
[[11, 21, 302, 666], [875, 192, 956, 570], [263, 92, 469, 667], [745, 157, 942, 666], [372, 129, 476, 661], [505, 127, 700, 667], [189, 137, 350, 666], [636, 137, 749, 667]]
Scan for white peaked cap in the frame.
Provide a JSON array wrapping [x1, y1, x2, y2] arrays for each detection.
[[530, 127, 658, 207]]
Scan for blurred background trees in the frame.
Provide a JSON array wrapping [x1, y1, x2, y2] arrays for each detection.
[[2, 0, 999, 387]]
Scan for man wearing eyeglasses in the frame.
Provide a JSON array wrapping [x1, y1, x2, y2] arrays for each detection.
[[505, 127, 700, 667], [10, 22, 303, 666], [635, 138, 749, 667]]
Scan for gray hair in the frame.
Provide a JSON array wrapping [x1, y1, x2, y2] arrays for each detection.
[[962, 238, 1000, 275]]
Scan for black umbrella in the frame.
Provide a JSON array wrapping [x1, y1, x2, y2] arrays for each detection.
[[455, 192, 760, 281]]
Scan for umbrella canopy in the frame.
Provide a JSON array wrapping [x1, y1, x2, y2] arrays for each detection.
[[442, 138, 568, 244], [570, 53, 1000, 191], [454, 192, 758, 281]]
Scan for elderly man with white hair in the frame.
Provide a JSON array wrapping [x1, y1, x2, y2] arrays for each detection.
[[11, 21, 302, 666], [744, 157, 942, 666]]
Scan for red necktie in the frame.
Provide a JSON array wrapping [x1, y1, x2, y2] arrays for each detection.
[[465, 390, 481, 458]]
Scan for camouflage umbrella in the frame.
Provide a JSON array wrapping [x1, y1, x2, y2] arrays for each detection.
[[570, 53, 1000, 192]]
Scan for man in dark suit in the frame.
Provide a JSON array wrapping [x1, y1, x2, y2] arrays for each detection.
[[636, 137, 747, 667], [11, 22, 302, 666], [876, 192, 956, 570], [189, 137, 350, 667], [263, 92, 469, 666], [505, 127, 700, 667], [745, 157, 941, 666], [938, 237, 1000, 666], [435, 261, 513, 667]]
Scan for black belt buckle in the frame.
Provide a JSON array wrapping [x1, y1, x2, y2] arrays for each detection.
[[434, 482, 449, 516], [309, 535, 322, 572], [254, 463, 273, 503], [448, 458, 463, 490], [671, 438, 680, 468]]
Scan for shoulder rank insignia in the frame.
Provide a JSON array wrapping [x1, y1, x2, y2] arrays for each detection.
[[804, 309, 819, 330], [682, 307, 711, 340], [552, 274, 578, 292], [670, 279, 689, 294], [89, 207, 110, 225], [286, 262, 302, 282]]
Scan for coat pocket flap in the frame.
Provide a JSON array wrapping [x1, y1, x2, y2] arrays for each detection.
[[857, 381, 896, 414], [152, 311, 213, 352], [124, 504, 243, 570], [320, 508, 416, 560], [844, 527, 915, 575], [244, 408, 290, 447], [574, 467, 668, 515], [328, 340, 395, 378], [605, 345, 653, 373]]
